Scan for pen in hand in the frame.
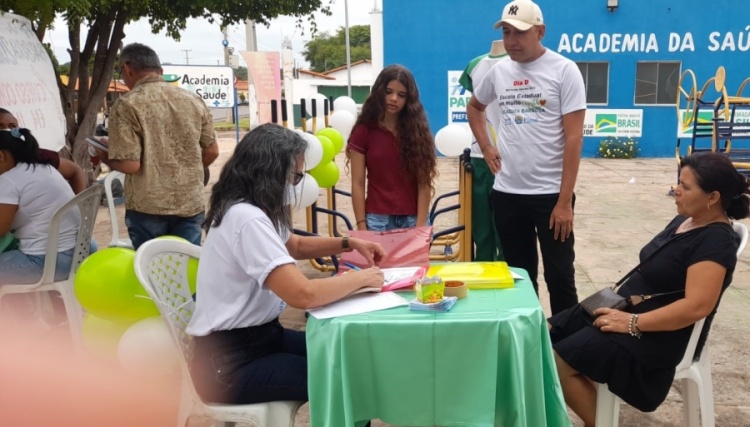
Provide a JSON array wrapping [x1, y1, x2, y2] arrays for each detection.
[[342, 262, 361, 271]]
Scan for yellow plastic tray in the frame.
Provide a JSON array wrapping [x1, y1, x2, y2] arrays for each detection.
[[427, 262, 515, 289]]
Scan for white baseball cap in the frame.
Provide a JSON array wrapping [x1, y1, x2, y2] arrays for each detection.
[[494, 0, 544, 31]]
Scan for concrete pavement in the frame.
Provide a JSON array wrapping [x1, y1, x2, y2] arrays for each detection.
[[92, 137, 750, 426]]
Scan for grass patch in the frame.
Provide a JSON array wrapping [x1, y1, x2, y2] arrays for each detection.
[[214, 118, 251, 131]]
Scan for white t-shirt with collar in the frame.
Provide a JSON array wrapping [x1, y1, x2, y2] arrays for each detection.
[[473, 49, 586, 194], [187, 202, 296, 336], [0, 163, 79, 255]]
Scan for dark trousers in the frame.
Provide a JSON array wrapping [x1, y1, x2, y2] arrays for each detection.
[[190, 319, 308, 404], [490, 190, 578, 314]]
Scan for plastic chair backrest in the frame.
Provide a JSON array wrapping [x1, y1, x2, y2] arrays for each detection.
[[103, 171, 129, 248], [674, 220, 748, 372], [133, 239, 200, 357], [37, 184, 103, 285]]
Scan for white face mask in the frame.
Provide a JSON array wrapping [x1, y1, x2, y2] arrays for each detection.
[[284, 182, 297, 207]]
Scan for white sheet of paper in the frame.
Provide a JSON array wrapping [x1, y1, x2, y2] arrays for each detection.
[[382, 267, 423, 285], [512, 271, 524, 280], [307, 292, 408, 319]]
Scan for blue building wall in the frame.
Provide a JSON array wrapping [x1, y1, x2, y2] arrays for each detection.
[[382, 0, 750, 157]]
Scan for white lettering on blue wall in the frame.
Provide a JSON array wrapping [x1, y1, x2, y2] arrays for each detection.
[[558, 28, 750, 53], [558, 33, 659, 53], [708, 27, 750, 52], [668, 32, 695, 52]]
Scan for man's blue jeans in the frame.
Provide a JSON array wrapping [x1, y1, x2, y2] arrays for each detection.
[[125, 210, 204, 250]]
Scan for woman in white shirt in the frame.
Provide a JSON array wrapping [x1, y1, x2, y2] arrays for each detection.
[[0, 128, 81, 284], [187, 123, 386, 404]]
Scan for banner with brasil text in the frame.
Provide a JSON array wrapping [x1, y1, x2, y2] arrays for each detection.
[[583, 109, 643, 137]]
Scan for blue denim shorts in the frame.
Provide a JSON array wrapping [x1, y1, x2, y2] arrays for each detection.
[[365, 213, 418, 231]]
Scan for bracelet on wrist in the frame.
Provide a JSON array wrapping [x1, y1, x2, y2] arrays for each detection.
[[341, 235, 350, 249], [355, 219, 366, 225], [628, 313, 643, 339]]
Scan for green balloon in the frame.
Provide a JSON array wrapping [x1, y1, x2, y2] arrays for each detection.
[[317, 135, 336, 164], [317, 127, 344, 154], [74, 248, 160, 321], [81, 313, 134, 361], [309, 161, 340, 189]]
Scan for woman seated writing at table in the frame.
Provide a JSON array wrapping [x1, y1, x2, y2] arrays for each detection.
[[549, 152, 749, 426], [0, 128, 82, 284], [186, 123, 387, 404]]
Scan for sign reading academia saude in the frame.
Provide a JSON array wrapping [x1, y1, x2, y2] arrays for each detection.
[[161, 65, 236, 109]]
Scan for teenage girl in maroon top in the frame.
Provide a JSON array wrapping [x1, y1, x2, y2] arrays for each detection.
[[346, 65, 437, 231]]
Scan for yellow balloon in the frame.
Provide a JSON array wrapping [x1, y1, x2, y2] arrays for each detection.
[[317, 135, 336, 164], [308, 161, 340, 189], [74, 248, 159, 321], [316, 128, 344, 154]]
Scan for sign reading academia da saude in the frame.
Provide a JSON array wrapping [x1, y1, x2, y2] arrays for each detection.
[[161, 65, 236, 109]]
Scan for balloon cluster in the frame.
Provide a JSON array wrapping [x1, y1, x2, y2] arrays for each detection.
[[288, 95, 359, 211], [74, 237, 190, 375]]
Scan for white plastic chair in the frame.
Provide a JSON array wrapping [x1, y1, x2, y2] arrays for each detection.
[[133, 239, 303, 427], [595, 221, 749, 427], [103, 171, 133, 248], [0, 184, 103, 348]]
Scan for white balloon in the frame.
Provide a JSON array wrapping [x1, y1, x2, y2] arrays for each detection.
[[435, 124, 472, 157], [117, 317, 181, 378], [329, 110, 357, 139], [333, 96, 358, 116], [303, 133, 324, 170], [291, 173, 320, 210]]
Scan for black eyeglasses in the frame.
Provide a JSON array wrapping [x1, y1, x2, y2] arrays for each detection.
[[292, 172, 305, 185]]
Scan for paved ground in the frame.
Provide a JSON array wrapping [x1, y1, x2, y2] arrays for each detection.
[[3, 136, 750, 426]]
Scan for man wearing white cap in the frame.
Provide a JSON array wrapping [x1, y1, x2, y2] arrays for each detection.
[[467, 0, 586, 314]]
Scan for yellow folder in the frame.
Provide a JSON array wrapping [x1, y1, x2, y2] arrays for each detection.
[[427, 262, 515, 289]]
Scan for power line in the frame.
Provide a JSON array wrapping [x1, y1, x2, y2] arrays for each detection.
[[181, 49, 192, 65]]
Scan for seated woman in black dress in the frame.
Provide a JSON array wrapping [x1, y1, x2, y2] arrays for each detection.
[[549, 152, 750, 426]]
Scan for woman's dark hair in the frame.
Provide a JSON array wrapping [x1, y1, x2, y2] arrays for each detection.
[[346, 64, 437, 194], [0, 127, 41, 167], [680, 152, 750, 219], [204, 123, 307, 232]]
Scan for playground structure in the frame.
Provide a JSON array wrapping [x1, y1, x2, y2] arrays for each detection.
[[675, 66, 750, 176]]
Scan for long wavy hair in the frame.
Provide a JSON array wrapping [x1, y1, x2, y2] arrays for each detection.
[[204, 124, 307, 232], [347, 64, 437, 193]]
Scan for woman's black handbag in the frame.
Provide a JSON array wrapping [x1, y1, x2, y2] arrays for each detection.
[[580, 287, 630, 317]]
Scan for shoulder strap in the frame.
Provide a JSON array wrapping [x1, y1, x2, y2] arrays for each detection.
[[614, 223, 727, 304], [613, 229, 689, 290]]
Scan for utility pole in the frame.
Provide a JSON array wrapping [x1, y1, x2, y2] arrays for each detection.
[[181, 49, 192, 65]]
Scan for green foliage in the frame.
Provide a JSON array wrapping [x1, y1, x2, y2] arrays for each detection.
[[0, 0, 333, 171], [304, 24, 370, 73], [234, 66, 247, 81], [214, 118, 250, 131], [598, 137, 640, 159]]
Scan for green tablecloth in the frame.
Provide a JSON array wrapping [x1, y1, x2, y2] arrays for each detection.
[[306, 268, 572, 427]]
